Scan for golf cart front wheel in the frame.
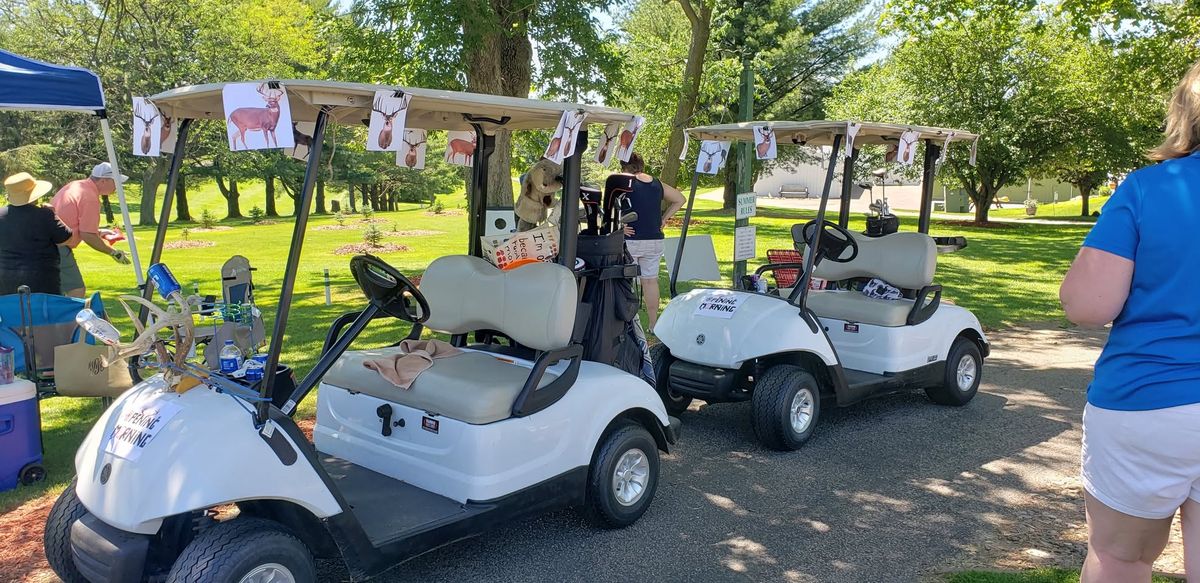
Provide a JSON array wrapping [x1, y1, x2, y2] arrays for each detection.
[[926, 337, 982, 406], [751, 365, 821, 451], [166, 518, 315, 583], [584, 422, 660, 528], [44, 479, 90, 583], [649, 344, 692, 415]]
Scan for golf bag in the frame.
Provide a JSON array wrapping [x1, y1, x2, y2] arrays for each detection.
[[575, 230, 655, 384]]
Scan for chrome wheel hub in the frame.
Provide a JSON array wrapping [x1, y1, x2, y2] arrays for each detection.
[[790, 388, 815, 434], [612, 448, 651, 506], [239, 563, 296, 583], [956, 355, 977, 391]]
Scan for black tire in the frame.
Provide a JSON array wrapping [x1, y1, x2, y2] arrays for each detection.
[[583, 422, 660, 528], [20, 463, 46, 485], [926, 337, 982, 406], [649, 344, 692, 416], [44, 480, 89, 583], [751, 365, 821, 451], [166, 518, 315, 583]]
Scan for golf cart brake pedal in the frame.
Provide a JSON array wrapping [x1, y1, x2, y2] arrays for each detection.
[[376, 404, 394, 437]]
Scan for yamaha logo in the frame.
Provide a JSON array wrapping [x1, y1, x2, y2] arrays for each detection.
[[100, 463, 111, 484], [696, 334, 706, 345]]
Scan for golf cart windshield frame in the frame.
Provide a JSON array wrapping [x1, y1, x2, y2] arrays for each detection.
[[144, 80, 634, 425], [669, 120, 977, 304]]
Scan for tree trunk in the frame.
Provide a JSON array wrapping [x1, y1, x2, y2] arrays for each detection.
[[361, 186, 368, 210], [348, 184, 357, 213], [1080, 184, 1092, 216], [101, 196, 115, 225], [264, 175, 278, 217], [972, 184, 994, 224], [216, 175, 243, 219], [139, 157, 171, 226], [722, 155, 739, 209], [662, 0, 713, 187], [316, 179, 327, 215], [175, 177, 190, 222]]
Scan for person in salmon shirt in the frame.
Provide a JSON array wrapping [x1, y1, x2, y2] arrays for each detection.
[[49, 162, 131, 297]]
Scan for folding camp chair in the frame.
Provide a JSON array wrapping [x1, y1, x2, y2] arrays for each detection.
[[0, 287, 114, 397]]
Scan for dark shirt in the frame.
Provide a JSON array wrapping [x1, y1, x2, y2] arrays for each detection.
[[0, 204, 72, 294], [622, 175, 664, 240]]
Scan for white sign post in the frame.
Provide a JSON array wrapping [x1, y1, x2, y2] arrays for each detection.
[[736, 192, 757, 220], [734, 225, 756, 262]]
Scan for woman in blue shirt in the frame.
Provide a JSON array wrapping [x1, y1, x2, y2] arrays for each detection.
[[1061, 60, 1200, 582]]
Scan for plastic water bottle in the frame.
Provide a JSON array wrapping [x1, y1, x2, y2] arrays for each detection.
[[219, 341, 243, 374], [76, 309, 122, 346]]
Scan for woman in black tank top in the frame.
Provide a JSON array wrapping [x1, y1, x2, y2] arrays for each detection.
[[613, 153, 685, 330]]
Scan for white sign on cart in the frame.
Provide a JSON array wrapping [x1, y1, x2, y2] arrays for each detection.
[[103, 391, 183, 462]]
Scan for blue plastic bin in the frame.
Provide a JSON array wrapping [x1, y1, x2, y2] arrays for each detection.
[[0, 379, 43, 491]]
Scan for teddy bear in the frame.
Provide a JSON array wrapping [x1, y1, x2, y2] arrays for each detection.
[[514, 158, 564, 231]]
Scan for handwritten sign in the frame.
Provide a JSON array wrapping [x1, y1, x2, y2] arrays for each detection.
[[734, 225, 756, 261], [693, 291, 748, 319], [103, 392, 183, 461], [480, 226, 559, 269], [736, 193, 756, 220]]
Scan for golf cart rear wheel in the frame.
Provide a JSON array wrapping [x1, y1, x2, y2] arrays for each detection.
[[584, 422, 660, 528], [926, 337, 982, 406], [751, 365, 821, 451], [649, 344, 692, 415], [166, 517, 315, 583], [44, 479, 89, 583]]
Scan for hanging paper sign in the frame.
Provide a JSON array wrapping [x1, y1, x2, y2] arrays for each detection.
[[103, 391, 183, 462], [938, 131, 956, 166], [544, 110, 588, 164], [131, 97, 163, 157], [895, 130, 920, 166], [367, 90, 411, 152], [445, 130, 477, 166], [844, 122, 862, 159], [734, 225, 756, 261], [616, 116, 645, 163], [736, 193, 756, 220], [693, 290, 749, 319], [595, 122, 622, 166], [287, 122, 316, 161], [160, 113, 178, 154], [223, 82, 294, 151], [679, 132, 690, 161], [753, 125, 777, 160], [397, 129, 428, 170], [695, 140, 731, 174], [969, 137, 979, 166]]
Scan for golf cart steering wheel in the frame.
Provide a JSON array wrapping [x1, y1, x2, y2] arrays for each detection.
[[799, 220, 860, 264], [349, 255, 430, 323]]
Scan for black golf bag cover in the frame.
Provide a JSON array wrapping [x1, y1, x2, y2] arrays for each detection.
[[575, 230, 655, 384]]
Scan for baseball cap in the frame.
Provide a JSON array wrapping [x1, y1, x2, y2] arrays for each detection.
[[90, 162, 129, 183]]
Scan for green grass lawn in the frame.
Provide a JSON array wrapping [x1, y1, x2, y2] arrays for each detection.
[[1, 181, 1092, 512], [947, 568, 1181, 582], [991, 195, 1111, 220]]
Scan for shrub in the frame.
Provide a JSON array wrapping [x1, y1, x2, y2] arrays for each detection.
[[248, 206, 266, 224], [363, 223, 384, 248], [432, 200, 445, 214], [334, 210, 346, 226], [362, 205, 374, 220], [199, 209, 217, 229], [180, 228, 190, 241]]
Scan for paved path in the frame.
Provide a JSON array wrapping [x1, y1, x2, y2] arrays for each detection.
[[318, 324, 1189, 582]]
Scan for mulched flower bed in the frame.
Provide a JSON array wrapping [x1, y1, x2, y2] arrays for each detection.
[[333, 243, 410, 255], [165, 240, 216, 249], [190, 226, 233, 232], [389, 230, 443, 236], [314, 224, 356, 231], [425, 210, 464, 217]]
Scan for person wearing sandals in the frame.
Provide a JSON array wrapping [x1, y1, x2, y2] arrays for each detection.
[[1061, 59, 1200, 581], [0, 173, 72, 294]]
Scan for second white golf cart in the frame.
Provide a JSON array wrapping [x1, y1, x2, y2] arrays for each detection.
[[44, 82, 678, 582], [654, 121, 989, 450]]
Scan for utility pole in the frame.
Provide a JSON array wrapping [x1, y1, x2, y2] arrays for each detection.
[[732, 0, 754, 286]]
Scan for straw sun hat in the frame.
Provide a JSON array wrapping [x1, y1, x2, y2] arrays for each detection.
[[3, 172, 53, 206]]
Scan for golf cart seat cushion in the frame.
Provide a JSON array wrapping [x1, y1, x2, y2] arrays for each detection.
[[324, 348, 557, 424], [418, 255, 577, 351], [806, 291, 916, 327], [813, 231, 936, 290]]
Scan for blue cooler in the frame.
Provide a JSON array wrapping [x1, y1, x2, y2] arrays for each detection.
[[0, 379, 44, 491]]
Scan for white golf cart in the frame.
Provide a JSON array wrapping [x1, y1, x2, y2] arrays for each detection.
[[653, 121, 989, 450], [45, 81, 678, 583]]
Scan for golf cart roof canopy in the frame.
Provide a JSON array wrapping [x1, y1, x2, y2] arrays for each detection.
[[148, 80, 634, 131], [687, 121, 978, 147]]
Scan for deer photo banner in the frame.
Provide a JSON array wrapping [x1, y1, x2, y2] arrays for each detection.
[[367, 90, 411, 152], [753, 125, 777, 160], [543, 110, 587, 165], [160, 113, 178, 154], [131, 97, 162, 157], [223, 82, 294, 151], [695, 140, 731, 175], [615, 116, 645, 163], [444, 130, 477, 167], [397, 129, 428, 170], [288, 122, 316, 161], [594, 122, 622, 166]]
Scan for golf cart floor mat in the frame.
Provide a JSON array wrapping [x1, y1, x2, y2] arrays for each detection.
[[319, 456, 466, 546]]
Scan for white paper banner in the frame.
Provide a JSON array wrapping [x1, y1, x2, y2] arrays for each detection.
[[287, 122, 316, 161], [844, 122, 862, 159], [160, 114, 178, 154], [753, 125, 777, 160], [224, 82, 294, 151], [131, 97, 162, 157], [445, 130, 477, 166], [544, 110, 587, 164], [734, 225, 756, 261], [938, 131, 955, 166], [896, 130, 920, 166], [693, 290, 749, 319], [679, 132, 689, 161], [595, 122, 622, 166], [695, 140, 731, 174], [367, 90, 411, 151], [969, 137, 979, 166], [397, 129, 428, 170], [616, 116, 645, 163], [103, 392, 183, 461]]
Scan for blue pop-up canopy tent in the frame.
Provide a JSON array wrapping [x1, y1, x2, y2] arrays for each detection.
[[0, 49, 143, 285]]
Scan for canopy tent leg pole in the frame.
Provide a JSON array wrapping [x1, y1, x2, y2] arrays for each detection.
[[838, 148, 858, 228], [558, 128, 586, 270], [98, 117, 144, 287], [793, 133, 843, 310], [919, 141, 940, 234], [258, 107, 330, 425], [137, 118, 192, 324], [669, 170, 701, 298], [466, 124, 496, 258]]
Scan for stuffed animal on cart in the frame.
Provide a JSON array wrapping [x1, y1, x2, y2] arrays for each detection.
[[515, 158, 564, 231]]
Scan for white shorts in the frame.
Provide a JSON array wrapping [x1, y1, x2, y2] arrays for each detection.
[[625, 239, 664, 279], [1082, 402, 1200, 519]]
